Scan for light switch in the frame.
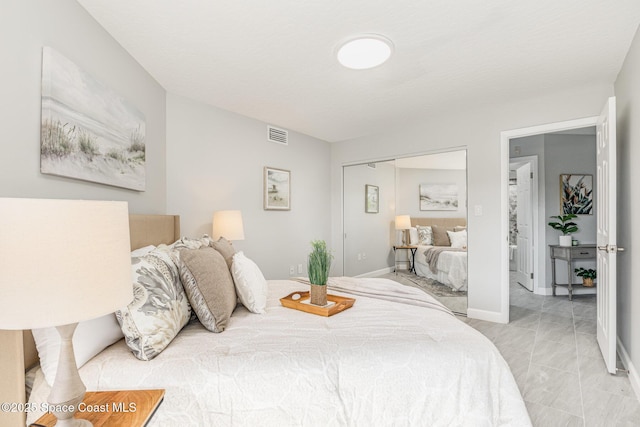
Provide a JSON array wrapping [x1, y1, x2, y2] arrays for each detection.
[[474, 205, 483, 216]]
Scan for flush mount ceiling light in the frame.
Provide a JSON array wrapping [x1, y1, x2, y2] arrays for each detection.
[[337, 35, 393, 70]]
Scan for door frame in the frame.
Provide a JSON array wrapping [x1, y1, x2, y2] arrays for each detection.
[[509, 156, 540, 293], [500, 117, 598, 321]]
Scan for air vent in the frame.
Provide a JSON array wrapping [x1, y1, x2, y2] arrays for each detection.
[[267, 126, 288, 145]]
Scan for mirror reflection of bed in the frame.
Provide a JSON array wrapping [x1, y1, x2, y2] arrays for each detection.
[[342, 150, 468, 315]]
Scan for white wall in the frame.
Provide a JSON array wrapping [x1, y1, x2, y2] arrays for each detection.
[[0, 0, 166, 213], [614, 25, 640, 398], [397, 168, 467, 219], [343, 162, 396, 276], [166, 94, 331, 279], [331, 83, 613, 320]]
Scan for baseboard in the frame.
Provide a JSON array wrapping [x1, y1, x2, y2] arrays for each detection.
[[552, 287, 597, 296], [355, 267, 394, 278], [467, 308, 508, 324], [617, 337, 640, 402]]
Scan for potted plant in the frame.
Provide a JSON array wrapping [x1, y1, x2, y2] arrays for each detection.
[[308, 240, 332, 306], [548, 214, 578, 246], [575, 267, 596, 287]]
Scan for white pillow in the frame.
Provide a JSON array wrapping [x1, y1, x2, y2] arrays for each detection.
[[409, 227, 419, 245], [231, 251, 267, 314], [32, 313, 123, 386], [130, 244, 156, 258], [447, 229, 467, 249]]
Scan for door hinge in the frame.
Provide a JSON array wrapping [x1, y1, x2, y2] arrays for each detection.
[[530, 172, 534, 179], [530, 273, 534, 279]]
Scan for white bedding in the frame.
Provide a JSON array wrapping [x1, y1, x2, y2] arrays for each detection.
[[415, 245, 468, 291], [28, 278, 529, 426]]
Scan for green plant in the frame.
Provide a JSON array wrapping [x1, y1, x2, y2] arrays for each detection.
[[575, 268, 596, 279], [548, 214, 578, 235], [308, 240, 332, 285]]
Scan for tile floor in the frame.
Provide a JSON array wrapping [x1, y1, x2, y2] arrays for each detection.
[[461, 275, 640, 426]]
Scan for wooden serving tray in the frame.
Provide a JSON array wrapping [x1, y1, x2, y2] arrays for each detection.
[[280, 291, 355, 316]]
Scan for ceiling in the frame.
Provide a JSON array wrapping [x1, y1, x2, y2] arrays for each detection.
[[77, 0, 640, 143]]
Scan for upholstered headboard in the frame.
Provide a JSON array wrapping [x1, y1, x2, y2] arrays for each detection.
[[411, 217, 467, 230], [0, 214, 180, 426]]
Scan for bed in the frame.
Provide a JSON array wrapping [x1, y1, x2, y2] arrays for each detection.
[[410, 218, 468, 292], [1, 214, 530, 426]]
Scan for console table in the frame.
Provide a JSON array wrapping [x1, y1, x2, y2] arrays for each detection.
[[549, 244, 596, 300]]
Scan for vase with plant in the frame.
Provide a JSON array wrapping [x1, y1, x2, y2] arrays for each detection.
[[548, 214, 578, 247], [308, 240, 332, 306], [575, 267, 596, 287]]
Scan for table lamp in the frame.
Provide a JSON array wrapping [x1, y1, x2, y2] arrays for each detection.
[[212, 210, 245, 241], [0, 198, 133, 427], [395, 215, 411, 246]]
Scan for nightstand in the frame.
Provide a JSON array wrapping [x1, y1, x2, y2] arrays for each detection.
[[393, 245, 418, 274], [32, 389, 164, 427]]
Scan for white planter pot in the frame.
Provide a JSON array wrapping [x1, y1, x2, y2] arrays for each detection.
[[559, 235, 572, 247]]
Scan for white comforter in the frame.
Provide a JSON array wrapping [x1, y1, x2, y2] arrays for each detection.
[[415, 245, 468, 291], [28, 278, 529, 426]]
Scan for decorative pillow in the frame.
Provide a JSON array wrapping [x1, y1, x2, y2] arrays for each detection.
[[431, 224, 451, 246], [211, 237, 237, 269], [447, 229, 468, 248], [178, 247, 237, 332], [116, 248, 191, 361], [416, 226, 433, 245], [408, 227, 419, 245], [231, 252, 267, 314], [454, 225, 467, 232], [130, 245, 156, 258], [32, 313, 123, 386]]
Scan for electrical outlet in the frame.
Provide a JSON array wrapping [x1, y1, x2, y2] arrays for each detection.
[[298, 264, 303, 274], [362, 252, 367, 260], [289, 265, 295, 275], [357, 253, 362, 261]]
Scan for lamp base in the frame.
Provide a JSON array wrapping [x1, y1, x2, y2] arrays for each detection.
[[48, 323, 92, 427]]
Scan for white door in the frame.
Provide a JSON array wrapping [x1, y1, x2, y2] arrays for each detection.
[[516, 163, 533, 291], [596, 96, 618, 374]]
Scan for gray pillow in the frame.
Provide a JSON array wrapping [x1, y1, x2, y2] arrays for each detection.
[[178, 247, 237, 332], [211, 237, 237, 269], [431, 224, 451, 246]]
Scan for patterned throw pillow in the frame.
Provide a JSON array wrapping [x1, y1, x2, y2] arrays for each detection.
[[416, 226, 433, 245], [116, 248, 191, 361]]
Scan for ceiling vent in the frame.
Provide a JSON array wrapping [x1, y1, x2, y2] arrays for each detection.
[[267, 125, 288, 145]]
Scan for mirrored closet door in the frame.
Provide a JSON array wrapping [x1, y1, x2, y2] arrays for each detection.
[[343, 150, 468, 315]]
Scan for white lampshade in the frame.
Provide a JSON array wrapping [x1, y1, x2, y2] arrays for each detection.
[[0, 198, 133, 329], [395, 215, 411, 230], [212, 210, 245, 241]]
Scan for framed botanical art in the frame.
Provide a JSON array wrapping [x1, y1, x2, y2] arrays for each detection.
[[365, 184, 379, 213], [264, 167, 291, 210], [419, 183, 459, 211], [560, 174, 593, 214]]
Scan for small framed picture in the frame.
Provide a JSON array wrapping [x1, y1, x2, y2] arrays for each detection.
[[560, 174, 593, 215], [264, 167, 291, 210], [365, 184, 379, 213]]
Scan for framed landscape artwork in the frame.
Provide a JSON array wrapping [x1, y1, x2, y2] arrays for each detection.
[[40, 47, 146, 191], [264, 167, 291, 210], [365, 184, 379, 213], [560, 174, 593, 215], [420, 183, 459, 211]]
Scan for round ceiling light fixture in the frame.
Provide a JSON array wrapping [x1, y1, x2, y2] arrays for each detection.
[[337, 34, 394, 70]]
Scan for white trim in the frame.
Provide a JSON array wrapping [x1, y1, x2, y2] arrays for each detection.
[[467, 308, 508, 324], [355, 267, 394, 278], [617, 336, 640, 402], [500, 116, 599, 323], [552, 287, 596, 296]]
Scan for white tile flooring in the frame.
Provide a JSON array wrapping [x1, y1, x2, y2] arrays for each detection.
[[461, 275, 640, 426]]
